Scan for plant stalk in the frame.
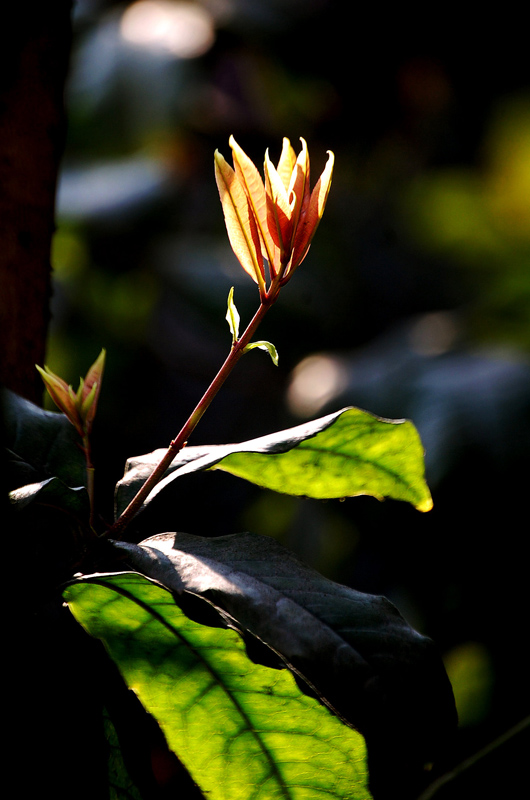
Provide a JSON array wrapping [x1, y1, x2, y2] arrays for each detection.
[[108, 287, 280, 539], [83, 434, 96, 528], [418, 716, 530, 800]]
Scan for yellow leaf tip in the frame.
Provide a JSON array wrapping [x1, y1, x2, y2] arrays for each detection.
[[417, 496, 434, 513]]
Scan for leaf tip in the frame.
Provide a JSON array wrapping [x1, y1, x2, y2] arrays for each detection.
[[417, 495, 434, 513]]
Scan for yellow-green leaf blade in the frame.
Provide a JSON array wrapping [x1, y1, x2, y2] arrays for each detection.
[[65, 573, 371, 800], [243, 340, 279, 366], [213, 408, 432, 511], [116, 408, 432, 515], [226, 286, 240, 343]]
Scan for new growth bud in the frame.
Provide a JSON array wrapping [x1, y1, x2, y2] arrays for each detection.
[[215, 137, 334, 295], [36, 349, 106, 439]]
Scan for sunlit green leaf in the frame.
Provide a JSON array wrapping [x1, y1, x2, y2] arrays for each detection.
[[65, 573, 371, 800], [113, 530, 457, 776], [213, 408, 431, 510], [116, 407, 432, 516], [226, 286, 240, 344], [243, 340, 279, 365]]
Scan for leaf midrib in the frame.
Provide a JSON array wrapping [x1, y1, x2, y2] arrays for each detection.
[[84, 575, 294, 800]]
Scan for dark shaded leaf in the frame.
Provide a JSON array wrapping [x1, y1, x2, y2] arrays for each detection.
[[112, 531, 457, 797], [115, 407, 432, 518], [8, 477, 91, 589], [104, 711, 143, 800], [9, 476, 90, 519], [2, 389, 87, 490], [65, 572, 371, 800]]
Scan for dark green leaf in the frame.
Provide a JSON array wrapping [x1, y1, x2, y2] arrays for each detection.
[[9, 475, 90, 519], [2, 389, 87, 490], [65, 572, 371, 800], [112, 531, 457, 794], [105, 711, 143, 800], [115, 407, 432, 517]]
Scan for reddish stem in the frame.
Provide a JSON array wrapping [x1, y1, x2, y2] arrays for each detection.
[[108, 288, 280, 539]]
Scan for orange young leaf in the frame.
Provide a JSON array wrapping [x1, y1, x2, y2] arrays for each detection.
[[82, 348, 106, 428], [215, 150, 265, 289], [276, 137, 297, 191], [36, 365, 80, 427], [229, 136, 279, 276], [264, 150, 293, 260], [289, 149, 335, 273]]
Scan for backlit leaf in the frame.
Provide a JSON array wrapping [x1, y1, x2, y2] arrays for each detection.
[[115, 407, 432, 516], [215, 150, 264, 287], [226, 287, 240, 344], [112, 529, 457, 785], [290, 150, 335, 270], [65, 572, 371, 800], [243, 340, 279, 366], [229, 136, 277, 272]]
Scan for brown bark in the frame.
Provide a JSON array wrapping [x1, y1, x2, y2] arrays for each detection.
[[0, 4, 72, 403]]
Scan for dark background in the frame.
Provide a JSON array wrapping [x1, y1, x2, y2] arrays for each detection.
[[19, 1, 530, 796]]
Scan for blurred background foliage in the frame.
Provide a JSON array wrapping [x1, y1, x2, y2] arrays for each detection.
[[47, 1, 528, 793]]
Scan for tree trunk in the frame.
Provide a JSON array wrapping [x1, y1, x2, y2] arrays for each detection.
[[0, 3, 72, 403]]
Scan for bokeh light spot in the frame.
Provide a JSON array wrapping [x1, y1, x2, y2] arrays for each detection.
[[287, 354, 348, 418], [121, 1, 215, 59], [444, 641, 494, 727]]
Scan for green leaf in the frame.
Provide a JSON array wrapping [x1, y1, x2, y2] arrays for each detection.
[[64, 573, 372, 800], [115, 407, 432, 516], [112, 531, 458, 787], [105, 710, 143, 800], [243, 340, 279, 366], [213, 408, 432, 509], [226, 286, 240, 343]]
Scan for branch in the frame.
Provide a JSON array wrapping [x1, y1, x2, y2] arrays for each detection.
[[109, 287, 280, 539], [418, 716, 530, 800]]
